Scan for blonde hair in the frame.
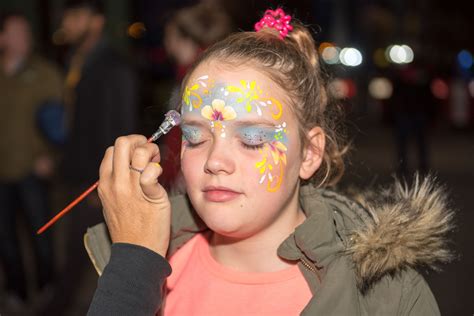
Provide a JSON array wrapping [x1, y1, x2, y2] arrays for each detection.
[[181, 19, 348, 187]]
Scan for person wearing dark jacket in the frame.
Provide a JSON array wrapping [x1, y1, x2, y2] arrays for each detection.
[[0, 12, 62, 312], [48, 1, 138, 314]]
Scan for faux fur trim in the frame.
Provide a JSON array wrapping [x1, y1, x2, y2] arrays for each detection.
[[346, 175, 455, 291]]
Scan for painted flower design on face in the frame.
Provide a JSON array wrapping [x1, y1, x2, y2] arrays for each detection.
[[226, 80, 283, 119], [227, 80, 262, 113], [269, 141, 287, 165], [182, 75, 211, 111], [182, 75, 289, 193], [183, 84, 201, 111], [201, 99, 237, 137], [255, 140, 287, 192]]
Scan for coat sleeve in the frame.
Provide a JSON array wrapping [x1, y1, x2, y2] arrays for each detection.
[[87, 243, 171, 316], [398, 271, 441, 316]]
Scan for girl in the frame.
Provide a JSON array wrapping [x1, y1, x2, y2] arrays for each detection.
[[87, 8, 453, 315]]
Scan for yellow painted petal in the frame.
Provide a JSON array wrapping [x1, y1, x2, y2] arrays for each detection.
[[275, 142, 287, 152], [271, 150, 280, 165], [190, 84, 199, 91], [222, 106, 236, 120], [201, 105, 214, 120], [227, 86, 242, 93], [212, 99, 225, 112], [255, 157, 266, 168]]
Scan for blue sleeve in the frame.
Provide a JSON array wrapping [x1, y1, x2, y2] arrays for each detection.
[[87, 243, 172, 316]]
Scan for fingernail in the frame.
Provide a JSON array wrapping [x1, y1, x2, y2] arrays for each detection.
[[154, 162, 161, 168]]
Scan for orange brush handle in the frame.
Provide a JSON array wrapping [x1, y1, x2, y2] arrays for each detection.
[[36, 181, 99, 234], [36, 135, 156, 235]]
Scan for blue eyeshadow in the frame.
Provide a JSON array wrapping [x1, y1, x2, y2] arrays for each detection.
[[237, 126, 275, 145], [181, 125, 202, 143]]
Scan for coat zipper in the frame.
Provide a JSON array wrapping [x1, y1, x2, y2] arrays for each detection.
[[300, 256, 322, 283]]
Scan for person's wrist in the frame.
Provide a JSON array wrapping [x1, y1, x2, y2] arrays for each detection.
[[113, 231, 169, 257]]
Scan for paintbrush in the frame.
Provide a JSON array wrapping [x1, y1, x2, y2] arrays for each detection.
[[36, 110, 181, 235]]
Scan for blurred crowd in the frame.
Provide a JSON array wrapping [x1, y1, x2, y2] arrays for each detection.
[[0, 0, 233, 314], [0, 0, 472, 315]]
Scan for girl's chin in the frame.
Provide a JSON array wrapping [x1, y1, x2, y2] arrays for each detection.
[[204, 220, 256, 239]]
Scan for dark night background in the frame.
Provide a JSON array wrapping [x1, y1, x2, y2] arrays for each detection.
[[0, 0, 473, 315]]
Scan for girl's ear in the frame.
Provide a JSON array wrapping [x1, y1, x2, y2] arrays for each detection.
[[299, 127, 325, 180]]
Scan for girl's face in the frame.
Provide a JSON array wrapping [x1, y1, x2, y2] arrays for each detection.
[[180, 62, 305, 239]]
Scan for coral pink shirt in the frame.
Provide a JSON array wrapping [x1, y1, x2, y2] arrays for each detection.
[[164, 233, 312, 316]]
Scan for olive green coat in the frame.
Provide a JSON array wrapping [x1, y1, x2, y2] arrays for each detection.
[[85, 177, 453, 315]]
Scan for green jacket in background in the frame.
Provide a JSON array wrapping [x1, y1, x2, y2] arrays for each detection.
[[0, 55, 63, 180], [85, 176, 453, 315]]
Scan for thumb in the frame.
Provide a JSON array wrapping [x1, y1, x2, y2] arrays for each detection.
[[139, 162, 169, 203]]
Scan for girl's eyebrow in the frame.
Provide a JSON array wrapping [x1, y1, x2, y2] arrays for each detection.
[[182, 119, 277, 129], [181, 120, 210, 129], [231, 120, 276, 128]]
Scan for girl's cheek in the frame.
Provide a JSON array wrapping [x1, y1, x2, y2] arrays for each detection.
[[181, 152, 198, 179]]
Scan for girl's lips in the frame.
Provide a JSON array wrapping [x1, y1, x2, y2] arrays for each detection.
[[203, 187, 241, 202]]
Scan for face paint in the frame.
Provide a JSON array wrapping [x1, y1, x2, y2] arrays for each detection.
[[181, 75, 290, 192], [254, 139, 288, 192], [237, 124, 288, 146], [181, 124, 203, 146], [200, 98, 236, 137], [237, 126, 274, 145]]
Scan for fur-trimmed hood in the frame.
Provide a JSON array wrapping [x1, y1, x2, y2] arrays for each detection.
[[274, 175, 455, 294], [345, 175, 455, 291]]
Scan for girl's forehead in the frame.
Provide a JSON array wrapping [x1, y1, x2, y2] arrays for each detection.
[[188, 64, 287, 99], [182, 64, 293, 123]]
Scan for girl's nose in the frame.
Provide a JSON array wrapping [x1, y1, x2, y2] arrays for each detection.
[[204, 140, 236, 175]]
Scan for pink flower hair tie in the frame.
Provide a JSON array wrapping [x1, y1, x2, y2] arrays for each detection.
[[254, 8, 294, 39]]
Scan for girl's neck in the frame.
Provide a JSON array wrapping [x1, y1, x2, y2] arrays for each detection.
[[208, 192, 306, 273]]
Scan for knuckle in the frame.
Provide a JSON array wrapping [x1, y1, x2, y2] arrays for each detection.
[[115, 136, 129, 147], [105, 146, 114, 154], [136, 134, 147, 143], [99, 161, 109, 177]]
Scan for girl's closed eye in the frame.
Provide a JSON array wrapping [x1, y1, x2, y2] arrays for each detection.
[[182, 125, 206, 147], [238, 126, 274, 150], [241, 142, 266, 150]]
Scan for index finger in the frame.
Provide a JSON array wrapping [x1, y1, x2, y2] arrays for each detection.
[[112, 134, 147, 179]]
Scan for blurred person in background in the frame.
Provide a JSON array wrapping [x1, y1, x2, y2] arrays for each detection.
[[0, 11, 62, 312], [164, 2, 232, 82], [389, 63, 435, 177], [160, 2, 232, 192], [48, 0, 138, 313]]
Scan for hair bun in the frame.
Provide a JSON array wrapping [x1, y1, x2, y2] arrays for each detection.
[[286, 23, 320, 69]]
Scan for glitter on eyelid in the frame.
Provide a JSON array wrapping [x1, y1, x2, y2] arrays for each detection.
[[181, 125, 202, 143], [239, 128, 274, 145]]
